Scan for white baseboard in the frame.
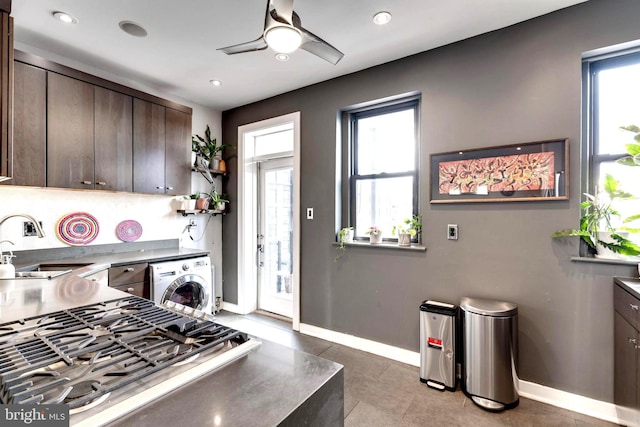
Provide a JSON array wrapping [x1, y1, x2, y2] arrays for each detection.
[[299, 323, 626, 425], [299, 323, 421, 367], [220, 301, 242, 314]]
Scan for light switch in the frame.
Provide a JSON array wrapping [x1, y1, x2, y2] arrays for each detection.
[[306, 208, 314, 220]]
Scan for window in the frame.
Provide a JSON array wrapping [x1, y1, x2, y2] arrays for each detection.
[[588, 52, 640, 235], [347, 97, 419, 240]]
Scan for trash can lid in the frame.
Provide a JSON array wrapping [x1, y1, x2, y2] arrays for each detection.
[[460, 297, 517, 316]]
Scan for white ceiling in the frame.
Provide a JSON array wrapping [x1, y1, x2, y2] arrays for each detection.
[[12, 0, 587, 111]]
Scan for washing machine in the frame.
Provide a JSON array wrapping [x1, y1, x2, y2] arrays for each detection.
[[150, 256, 213, 314]]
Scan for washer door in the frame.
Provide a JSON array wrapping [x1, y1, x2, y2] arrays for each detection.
[[161, 274, 209, 310]]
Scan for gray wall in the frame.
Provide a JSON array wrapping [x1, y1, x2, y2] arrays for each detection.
[[222, 0, 640, 402]]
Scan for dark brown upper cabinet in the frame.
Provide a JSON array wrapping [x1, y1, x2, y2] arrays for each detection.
[[95, 87, 133, 192], [12, 51, 192, 195], [0, 12, 12, 183], [3, 61, 45, 186], [47, 73, 95, 189], [133, 98, 166, 194], [165, 108, 191, 195]]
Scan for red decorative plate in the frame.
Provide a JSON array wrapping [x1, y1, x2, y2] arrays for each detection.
[[116, 220, 143, 242], [56, 212, 100, 246]]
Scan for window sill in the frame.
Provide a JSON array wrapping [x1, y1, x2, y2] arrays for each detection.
[[333, 241, 427, 252], [571, 256, 640, 266]]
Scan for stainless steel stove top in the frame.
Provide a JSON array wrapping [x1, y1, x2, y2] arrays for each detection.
[[0, 296, 260, 426]]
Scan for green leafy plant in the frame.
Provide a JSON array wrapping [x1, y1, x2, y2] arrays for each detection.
[[617, 125, 640, 167], [552, 174, 640, 256], [334, 227, 353, 262], [192, 125, 232, 161], [209, 191, 229, 211], [392, 214, 423, 238], [365, 226, 381, 236]]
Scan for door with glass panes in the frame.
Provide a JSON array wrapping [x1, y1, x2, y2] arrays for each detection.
[[258, 157, 293, 317]]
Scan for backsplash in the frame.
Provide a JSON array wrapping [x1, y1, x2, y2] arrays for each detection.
[[0, 186, 188, 251]]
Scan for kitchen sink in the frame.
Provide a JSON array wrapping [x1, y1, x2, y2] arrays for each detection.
[[13, 262, 93, 280], [14, 270, 72, 279], [29, 263, 92, 271]]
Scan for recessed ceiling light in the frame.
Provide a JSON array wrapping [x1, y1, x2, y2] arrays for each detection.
[[372, 11, 392, 25], [275, 53, 290, 62], [119, 21, 148, 38], [52, 11, 78, 24], [209, 80, 222, 87]]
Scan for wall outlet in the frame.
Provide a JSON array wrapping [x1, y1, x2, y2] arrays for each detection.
[[189, 218, 197, 227], [447, 224, 458, 240], [23, 221, 43, 237]]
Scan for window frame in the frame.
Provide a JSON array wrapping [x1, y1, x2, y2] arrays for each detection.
[[346, 96, 420, 242], [585, 50, 640, 196]]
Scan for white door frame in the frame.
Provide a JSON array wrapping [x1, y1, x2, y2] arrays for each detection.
[[234, 112, 300, 330]]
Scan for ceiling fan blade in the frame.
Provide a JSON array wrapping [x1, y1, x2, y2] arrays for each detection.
[[298, 26, 344, 65], [218, 37, 268, 55], [269, 0, 295, 25]]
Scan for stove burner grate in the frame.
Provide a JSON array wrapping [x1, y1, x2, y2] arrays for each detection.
[[0, 296, 249, 410]]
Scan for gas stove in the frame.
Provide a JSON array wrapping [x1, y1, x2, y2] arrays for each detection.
[[0, 295, 260, 426]]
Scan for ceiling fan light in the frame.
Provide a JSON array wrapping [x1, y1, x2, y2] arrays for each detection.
[[265, 26, 302, 53]]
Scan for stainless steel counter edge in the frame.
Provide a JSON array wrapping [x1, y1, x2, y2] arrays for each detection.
[[615, 277, 640, 299]]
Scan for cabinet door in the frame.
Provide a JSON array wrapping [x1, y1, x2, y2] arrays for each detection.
[[4, 61, 45, 186], [614, 312, 638, 410], [95, 87, 132, 191], [165, 108, 191, 195], [0, 13, 11, 182], [133, 98, 165, 194], [47, 73, 94, 189]]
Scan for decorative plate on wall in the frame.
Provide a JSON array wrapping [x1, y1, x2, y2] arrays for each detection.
[[56, 212, 100, 246], [116, 220, 143, 242]]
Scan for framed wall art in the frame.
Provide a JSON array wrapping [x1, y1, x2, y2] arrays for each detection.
[[430, 138, 568, 203]]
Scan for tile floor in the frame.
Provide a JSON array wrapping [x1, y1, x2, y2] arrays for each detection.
[[215, 311, 618, 427]]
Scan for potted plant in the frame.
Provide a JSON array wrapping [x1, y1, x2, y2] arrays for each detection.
[[553, 125, 640, 258], [183, 195, 197, 211], [334, 227, 354, 261], [192, 125, 232, 171], [365, 226, 383, 244], [552, 174, 640, 258], [209, 191, 229, 213], [194, 193, 210, 210], [392, 214, 423, 247]]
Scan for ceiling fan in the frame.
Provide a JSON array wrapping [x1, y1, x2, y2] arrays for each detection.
[[218, 0, 344, 65]]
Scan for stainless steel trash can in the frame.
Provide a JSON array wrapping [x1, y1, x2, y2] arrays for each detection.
[[420, 300, 457, 391], [461, 297, 518, 411]]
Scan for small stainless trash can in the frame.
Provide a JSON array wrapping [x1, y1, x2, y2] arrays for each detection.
[[420, 300, 457, 391], [461, 297, 518, 411]]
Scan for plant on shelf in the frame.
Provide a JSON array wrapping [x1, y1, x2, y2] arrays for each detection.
[[392, 214, 423, 246], [365, 226, 382, 244], [192, 125, 232, 170], [552, 174, 640, 258], [209, 191, 229, 213], [553, 125, 640, 258], [334, 227, 354, 262]]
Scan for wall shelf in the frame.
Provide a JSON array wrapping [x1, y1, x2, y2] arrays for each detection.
[[177, 209, 227, 217]]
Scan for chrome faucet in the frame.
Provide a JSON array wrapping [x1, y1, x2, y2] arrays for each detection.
[[0, 214, 46, 238]]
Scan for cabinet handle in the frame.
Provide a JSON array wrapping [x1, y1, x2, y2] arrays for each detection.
[[630, 338, 638, 344], [96, 181, 106, 186], [81, 180, 92, 185], [127, 287, 135, 293], [156, 186, 164, 190], [166, 186, 174, 190], [125, 267, 134, 272], [630, 304, 639, 311]]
